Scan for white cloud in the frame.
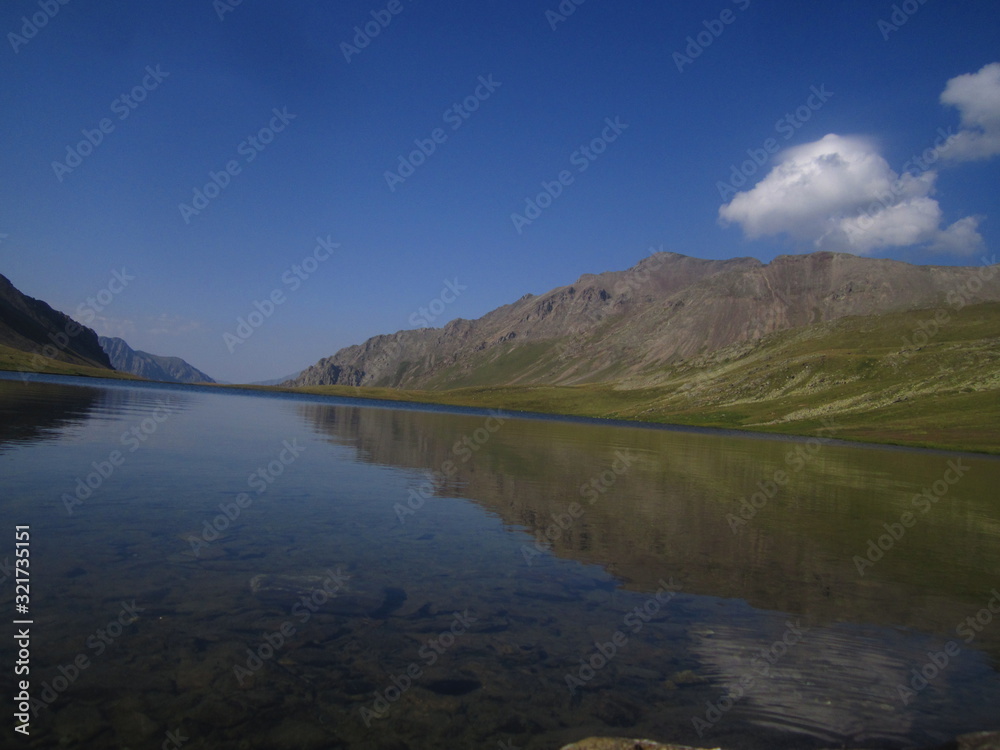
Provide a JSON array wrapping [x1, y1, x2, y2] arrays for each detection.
[[930, 215, 986, 256], [719, 134, 984, 256], [938, 62, 1000, 162]]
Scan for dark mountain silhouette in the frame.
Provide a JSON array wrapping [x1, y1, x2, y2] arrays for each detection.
[[0, 273, 112, 369]]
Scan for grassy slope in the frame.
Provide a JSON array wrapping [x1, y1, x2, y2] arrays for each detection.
[[0, 342, 139, 380], [277, 302, 1000, 454], [3, 305, 997, 453]]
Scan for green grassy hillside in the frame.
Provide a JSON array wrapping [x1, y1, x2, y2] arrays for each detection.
[[5, 304, 997, 453], [0, 342, 139, 380], [281, 302, 1000, 454]]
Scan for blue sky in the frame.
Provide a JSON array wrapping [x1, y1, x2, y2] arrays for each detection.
[[1, 0, 998, 382]]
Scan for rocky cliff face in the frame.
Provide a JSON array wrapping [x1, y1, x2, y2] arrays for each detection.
[[286, 252, 1000, 389], [0, 273, 113, 369], [99, 336, 215, 384]]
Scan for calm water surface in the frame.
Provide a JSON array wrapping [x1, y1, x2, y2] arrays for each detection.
[[1, 373, 999, 750]]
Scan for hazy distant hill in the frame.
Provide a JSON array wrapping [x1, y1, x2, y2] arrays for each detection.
[[286, 251, 1000, 390], [249, 370, 303, 386], [99, 336, 215, 384], [0, 273, 113, 369]]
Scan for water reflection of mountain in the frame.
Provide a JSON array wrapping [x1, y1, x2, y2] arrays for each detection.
[[301, 402, 1000, 654], [0, 377, 192, 450], [0, 379, 103, 448]]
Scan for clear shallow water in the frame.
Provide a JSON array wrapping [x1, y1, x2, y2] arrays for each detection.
[[1, 373, 999, 750]]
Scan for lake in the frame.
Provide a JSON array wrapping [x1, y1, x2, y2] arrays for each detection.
[[1, 372, 998, 750]]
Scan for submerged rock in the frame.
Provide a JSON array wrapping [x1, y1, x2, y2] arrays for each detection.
[[559, 732, 1000, 750], [424, 677, 482, 696], [951, 732, 1000, 750], [663, 669, 707, 690], [560, 740, 716, 750]]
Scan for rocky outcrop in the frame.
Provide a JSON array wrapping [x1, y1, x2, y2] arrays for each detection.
[[285, 252, 1000, 390], [561, 741, 713, 750], [99, 336, 215, 383]]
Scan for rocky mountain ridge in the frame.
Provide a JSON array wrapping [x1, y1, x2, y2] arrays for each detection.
[[286, 251, 1000, 390], [99, 336, 215, 384]]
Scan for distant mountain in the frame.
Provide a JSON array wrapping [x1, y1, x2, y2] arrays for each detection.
[[285, 251, 1000, 390], [99, 336, 215, 384], [0, 273, 113, 369], [249, 370, 303, 386]]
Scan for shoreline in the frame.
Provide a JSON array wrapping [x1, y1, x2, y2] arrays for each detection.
[[4, 366, 999, 457]]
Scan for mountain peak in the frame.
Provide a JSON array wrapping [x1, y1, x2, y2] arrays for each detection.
[[99, 336, 215, 384], [285, 251, 1000, 390]]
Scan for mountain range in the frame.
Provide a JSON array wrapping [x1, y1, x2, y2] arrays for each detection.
[[3, 252, 999, 451], [0, 272, 215, 383], [286, 251, 1000, 390], [99, 336, 215, 384], [249, 370, 303, 386]]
